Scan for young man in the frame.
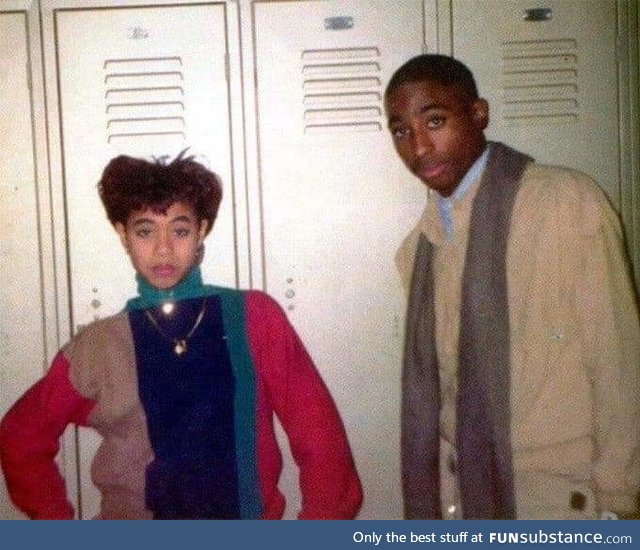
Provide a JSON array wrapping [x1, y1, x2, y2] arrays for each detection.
[[385, 54, 640, 520], [0, 153, 362, 520]]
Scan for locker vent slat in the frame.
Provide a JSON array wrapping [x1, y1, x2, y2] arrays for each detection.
[[301, 47, 382, 133], [104, 57, 187, 144], [501, 39, 578, 121]]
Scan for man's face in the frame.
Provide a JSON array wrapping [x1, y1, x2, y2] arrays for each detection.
[[385, 80, 488, 197], [116, 202, 208, 290]]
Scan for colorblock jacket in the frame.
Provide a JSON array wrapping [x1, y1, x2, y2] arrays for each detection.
[[0, 269, 362, 519]]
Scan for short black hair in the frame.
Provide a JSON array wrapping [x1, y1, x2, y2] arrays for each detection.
[[385, 54, 479, 100], [98, 150, 222, 235]]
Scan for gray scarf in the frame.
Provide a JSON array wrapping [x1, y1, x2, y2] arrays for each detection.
[[401, 142, 533, 519]]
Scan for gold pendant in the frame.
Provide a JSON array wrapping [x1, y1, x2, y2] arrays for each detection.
[[174, 340, 187, 355]]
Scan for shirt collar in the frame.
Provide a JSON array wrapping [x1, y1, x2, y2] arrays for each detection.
[[436, 145, 490, 242]]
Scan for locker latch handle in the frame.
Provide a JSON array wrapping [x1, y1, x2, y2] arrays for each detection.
[[522, 8, 552, 22]]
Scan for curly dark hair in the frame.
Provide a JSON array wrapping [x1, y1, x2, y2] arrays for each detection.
[[385, 54, 479, 101], [98, 151, 222, 235]]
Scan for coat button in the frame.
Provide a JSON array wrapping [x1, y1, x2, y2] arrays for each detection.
[[569, 492, 586, 511]]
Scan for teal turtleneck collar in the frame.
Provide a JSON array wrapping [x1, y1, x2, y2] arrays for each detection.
[[125, 266, 208, 311]]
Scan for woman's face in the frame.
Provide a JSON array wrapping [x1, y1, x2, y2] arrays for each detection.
[[115, 201, 208, 290]]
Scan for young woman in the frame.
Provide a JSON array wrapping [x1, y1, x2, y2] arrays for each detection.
[[0, 153, 362, 520]]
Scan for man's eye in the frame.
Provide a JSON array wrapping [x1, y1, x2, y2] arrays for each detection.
[[175, 228, 191, 238], [135, 228, 152, 238], [426, 115, 445, 128], [391, 126, 409, 138]]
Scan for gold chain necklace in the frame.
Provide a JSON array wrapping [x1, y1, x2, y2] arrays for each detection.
[[144, 298, 207, 356]]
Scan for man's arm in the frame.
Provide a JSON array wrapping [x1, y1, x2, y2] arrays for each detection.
[[576, 193, 640, 515]]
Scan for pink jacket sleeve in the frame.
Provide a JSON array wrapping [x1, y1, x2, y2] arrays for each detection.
[[246, 291, 363, 519], [0, 353, 95, 519]]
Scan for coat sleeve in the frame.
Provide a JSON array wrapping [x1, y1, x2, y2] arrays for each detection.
[[245, 291, 363, 519], [0, 353, 95, 519], [576, 192, 640, 515]]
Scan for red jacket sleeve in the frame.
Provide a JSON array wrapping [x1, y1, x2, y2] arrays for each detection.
[[0, 353, 95, 519], [246, 291, 363, 519]]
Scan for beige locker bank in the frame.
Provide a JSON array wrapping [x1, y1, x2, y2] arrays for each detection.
[[1, 0, 639, 520]]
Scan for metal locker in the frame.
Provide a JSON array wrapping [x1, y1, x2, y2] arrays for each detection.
[[50, 2, 234, 518], [0, 8, 47, 520], [451, 0, 620, 206], [253, 0, 428, 519]]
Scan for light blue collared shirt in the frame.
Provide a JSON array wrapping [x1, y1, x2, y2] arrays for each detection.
[[436, 146, 490, 242]]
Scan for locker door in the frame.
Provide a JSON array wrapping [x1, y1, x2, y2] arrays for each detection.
[[54, 3, 233, 518], [254, 0, 427, 519], [0, 11, 43, 520], [452, 0, 620, 205]]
